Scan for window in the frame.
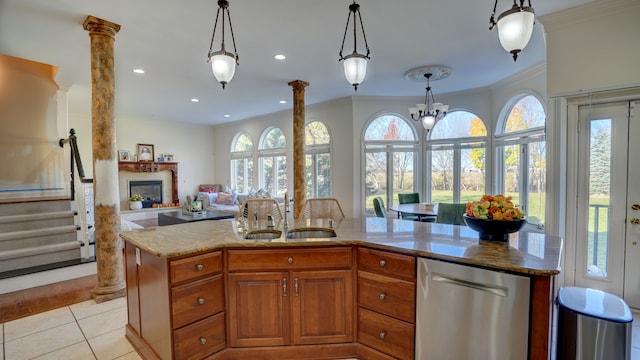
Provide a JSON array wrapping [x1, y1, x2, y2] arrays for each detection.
[[258, 127, 287, 197], [427, 110, 487, 204], [495, 94, 546, 227], [305, 121, 331, 198], [230, 132, 254, 193], [363, 115, 418, 213]]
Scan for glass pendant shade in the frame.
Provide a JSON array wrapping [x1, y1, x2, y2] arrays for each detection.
[[210, 51, 237, 87], [421, 115, 436, 131], [497, 6, 534, 61], [343, 54, 368, 90]]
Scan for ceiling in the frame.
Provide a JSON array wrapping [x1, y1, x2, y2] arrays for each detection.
[[0, 0, 593, 126]]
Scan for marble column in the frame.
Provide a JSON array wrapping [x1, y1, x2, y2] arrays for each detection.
[[288, 80, 309, 219], [83, 16, 125, 303]]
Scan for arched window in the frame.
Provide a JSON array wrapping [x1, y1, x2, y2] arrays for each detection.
[[258, 127, 287, 197], [427, 110, 487, 203], [230, 132, 254, 193], [305, 121, 331, 198], [363, 114, 418, 213], [495, 94, 546, 227]]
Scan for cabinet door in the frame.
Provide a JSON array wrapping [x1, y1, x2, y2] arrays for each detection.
[[291, 269, 354, 345], [227, 272, 290, 347]]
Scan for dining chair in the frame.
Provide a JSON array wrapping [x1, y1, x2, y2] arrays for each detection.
[[373, 197, 387, 218], [237, 198, 284, 222], [397, 192, 420, 221], [299, 198, 346, 220], [435, 203, 467, 225]]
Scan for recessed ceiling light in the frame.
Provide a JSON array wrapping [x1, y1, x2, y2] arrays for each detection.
[[133, 68, 145, 74], [190, 98, 199, 103], [224, 114, 231, 118], [279, 100, 287, 104], [274, 54, 286, 60]]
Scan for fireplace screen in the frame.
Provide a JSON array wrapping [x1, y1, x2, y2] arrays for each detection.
[[129, 180, 162, 208]]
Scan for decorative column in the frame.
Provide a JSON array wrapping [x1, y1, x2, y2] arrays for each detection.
[[83, 16, 125, 303], [288, 80, 309, 219]]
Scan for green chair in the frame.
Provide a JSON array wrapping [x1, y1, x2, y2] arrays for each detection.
[[373, 197, 387, 218], [435, 203, 468, 225], [398, 193, 420, 221]]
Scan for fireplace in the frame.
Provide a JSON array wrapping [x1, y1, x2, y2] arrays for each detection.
[[118, 161, 179, 210], [129, 180, 163, 208]]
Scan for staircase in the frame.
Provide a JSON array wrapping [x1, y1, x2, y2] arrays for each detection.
[[0, 199, 82, 278]]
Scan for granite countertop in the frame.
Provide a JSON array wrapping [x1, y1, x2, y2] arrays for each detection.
[[120, 217, 563, 276]]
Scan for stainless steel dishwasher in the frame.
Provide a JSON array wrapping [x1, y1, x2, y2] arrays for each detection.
[[416, 258, 531, 360]]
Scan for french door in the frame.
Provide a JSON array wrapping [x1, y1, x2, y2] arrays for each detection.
[[574, 100, 640, 308]]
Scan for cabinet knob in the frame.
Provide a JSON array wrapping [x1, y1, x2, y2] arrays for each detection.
[[196, 264, 204, 271], [379, 331, 386, 339], [632, 204, 640, 211], [200, 337, 207, 345], [288, 257, 294, 264], [379, 260, 386, 267], [379, 293, 386, 300], [198, 298, 205, 305]]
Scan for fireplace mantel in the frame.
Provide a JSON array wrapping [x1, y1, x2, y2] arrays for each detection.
[[118, 162, 179, 204]]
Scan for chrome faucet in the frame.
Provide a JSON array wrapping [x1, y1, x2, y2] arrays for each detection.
[[283, 192, 290, 229]]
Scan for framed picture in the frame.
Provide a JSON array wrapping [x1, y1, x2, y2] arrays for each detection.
[[162, 153, 175, 162], [118, 150, 131, 162], [137, 144, 155, 162]]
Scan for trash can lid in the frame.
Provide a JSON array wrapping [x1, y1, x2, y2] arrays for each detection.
[[557, 286, 633, 323]]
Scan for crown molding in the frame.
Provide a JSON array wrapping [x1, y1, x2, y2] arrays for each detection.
[[539, 0, 640, 33]]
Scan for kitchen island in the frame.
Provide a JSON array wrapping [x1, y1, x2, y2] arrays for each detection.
[[121, 217, 562, 360]]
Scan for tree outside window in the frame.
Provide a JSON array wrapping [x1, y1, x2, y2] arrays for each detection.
[[495, 95, 546, 227], [230, 132, 254, 193], [363, 115, 418, 213], [305, 121, 331, 198], [259, 127, 287, 197], [427, 111, 487, 203]]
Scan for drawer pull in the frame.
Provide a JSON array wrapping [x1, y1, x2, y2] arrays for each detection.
[[196, 264, 204, 271], [379, 331, 387, 339], [288, 257, 294, 264], [198, 298, 205, 305], [200, 337, 207, 345], [379, 293, 386, 300], [379, 260, 386, 267]]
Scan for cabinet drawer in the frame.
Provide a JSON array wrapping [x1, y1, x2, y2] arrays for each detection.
[[172, 275, 225, 329], [174, 312, 226, 360], [170, 251, 222, 284], [358, 308, 414, 360], [228, 247, 352, 271], [358, 270, 415, 323], [358, 247, 415, 281]]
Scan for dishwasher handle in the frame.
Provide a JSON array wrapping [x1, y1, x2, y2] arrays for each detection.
[[431, 273, 508, 297]]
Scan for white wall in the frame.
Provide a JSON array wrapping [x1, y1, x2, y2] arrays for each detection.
[[69, 112, 216, 204], [540, 0, 640, 96]]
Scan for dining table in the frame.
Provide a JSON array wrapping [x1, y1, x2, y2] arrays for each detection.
[[389, 203, 438, 220]]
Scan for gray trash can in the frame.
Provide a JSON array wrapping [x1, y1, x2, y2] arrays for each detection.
[[556, 286, 633, 360]]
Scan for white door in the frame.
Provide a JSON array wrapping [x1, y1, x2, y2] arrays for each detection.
[[574, 100, 640, 308]]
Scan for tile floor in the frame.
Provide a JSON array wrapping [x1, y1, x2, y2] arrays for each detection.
[[0, 299, 638, 360]]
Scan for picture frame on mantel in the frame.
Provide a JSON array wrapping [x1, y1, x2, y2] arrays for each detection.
[[137, 144, 154, 162], [118, 150, 131, 162]]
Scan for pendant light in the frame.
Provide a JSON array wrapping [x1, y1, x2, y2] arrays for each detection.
[[489, 0, 535, 62], [338, 1, 371, 91], [207, 0, 239, 89]]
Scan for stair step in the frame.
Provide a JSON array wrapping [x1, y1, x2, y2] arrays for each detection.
[[0, 224, 79, 242], [0, 211, 77, 233], [0, 241, 82, 272]]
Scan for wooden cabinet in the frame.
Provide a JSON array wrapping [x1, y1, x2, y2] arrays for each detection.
[[227, 247, 354, 348], [357, 247, 416, 359], [125, 244, 225, 360]]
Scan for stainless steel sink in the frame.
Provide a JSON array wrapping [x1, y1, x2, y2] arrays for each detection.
[[243, 229, 282, 240], [285, 227, 337, 239]]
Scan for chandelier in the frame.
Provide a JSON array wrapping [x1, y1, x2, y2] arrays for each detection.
[[409, 73, 449, 132], [489, 0, 535, 62], [338, 0, 371, 91], [207, 0, 239, 89]]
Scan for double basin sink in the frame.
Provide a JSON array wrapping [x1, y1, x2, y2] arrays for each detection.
[[243, 227, 337, 240]]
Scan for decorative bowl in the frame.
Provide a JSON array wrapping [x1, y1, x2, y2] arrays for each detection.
[[463, 214, 527, 242]]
